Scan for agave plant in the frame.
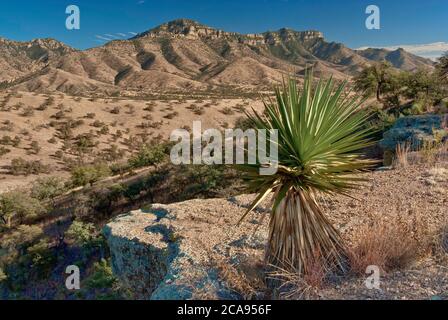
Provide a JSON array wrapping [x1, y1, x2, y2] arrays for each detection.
[[238, 72, 375, 274]]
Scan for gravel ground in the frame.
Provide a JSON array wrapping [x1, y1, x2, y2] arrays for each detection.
[[106, 161, 447, 300]]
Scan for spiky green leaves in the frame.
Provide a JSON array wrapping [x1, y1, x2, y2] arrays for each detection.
[[240, 72, 376, 215]]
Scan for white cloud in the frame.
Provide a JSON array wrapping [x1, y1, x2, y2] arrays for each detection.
[[358, 42, 448, 61], [95, 35, 112, 41], [104, 34, 119, 39]]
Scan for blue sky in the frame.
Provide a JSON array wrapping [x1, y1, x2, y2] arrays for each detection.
[[0, 0, 447, 58]]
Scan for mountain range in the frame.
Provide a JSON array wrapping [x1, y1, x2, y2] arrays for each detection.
[[0, 19, 434, 95]]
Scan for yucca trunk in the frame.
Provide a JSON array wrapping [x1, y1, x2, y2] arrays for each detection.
[[266, 190, 347, 274]]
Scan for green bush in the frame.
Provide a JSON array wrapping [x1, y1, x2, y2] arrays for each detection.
[[0, 225, 44, 267], [65, 221, 99, 247], [85, 259, 117, 290], [31, 177, 67, 201], [0, 146, 11, 156], [0, 192, 46, 227], [128, 144, 166, 169], [10, 158, 50, 176], [26, 238, 55, 271], [234, 117, 254, 131], [0, 268, 7, 283], [71, 163, 112, 187]]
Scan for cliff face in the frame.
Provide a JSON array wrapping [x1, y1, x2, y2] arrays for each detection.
[[102, 195, 269, 300], [135, 19, 324, 45]]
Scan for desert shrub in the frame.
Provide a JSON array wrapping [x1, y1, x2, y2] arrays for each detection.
[[26, 238, 55, 272], [269, 252, 328, 300], [393, 143, 411, 169], [143, 105, 154, 112], [51, 110, 65, 120], [109, 162, 132, 176], [110, 106, 120, 114], [0, 268, 7, 283], [233, 104, 246, 113], [348, 214, 427, 274], [163, 111, 179, 119], [211, 254, 265, 300], [54, 150, 64, 159], [12, 136, 21, 147], [85, 259, 116, 289], [83, 259, 126, 299], [36, 97, 54, 111], [70, 119, 85, 128], [234, 117, 255, 131], [10, 158, 50, 175], [221, 107, 234, 115], [70, 163, 112, 187], [0, 192, 46, 226], [65, 221, 100, 248], [171, 164, 226, 200], [128, 144, 167, 169], [56, 123, 74, 141], [85, 113, 96, 119], [122, 180, 145, 201], [72, 194, 94, 220], [187, 104, 205, 115], [20, 106, 34, 117], [440, 224, 448, 255], [100, 145, 126, 162], [107, 183, 126, 203], [48, 137, 57, 144], [0, 146, 11, 156], [125, 104, 135, 115], [0, 225, 44, 272], [98, 125, 110, 135], [29, 141, 41, 154], [0, 135, 20, 147], [92, 120, 105, 128], [0, 120, 13, 131], [30, 177, 67, 202]]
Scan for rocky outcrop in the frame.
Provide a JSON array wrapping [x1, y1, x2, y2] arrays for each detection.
[[380, 114, 448, 152], [103, 196, 269, 300], [136, 19, 324, 45]]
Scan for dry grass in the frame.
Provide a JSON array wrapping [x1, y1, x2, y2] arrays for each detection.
[[348, 209, 433, 274], [434, 220, 448, 258], [393, 143, 410, 168], [268, 250, 329, 300], [211, 254, 266, 300]]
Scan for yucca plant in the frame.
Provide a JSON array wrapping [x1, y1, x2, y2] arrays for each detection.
[[238, 72, 376, 274]]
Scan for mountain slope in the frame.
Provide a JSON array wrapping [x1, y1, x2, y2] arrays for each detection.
[[0, 19, 435, 95], [0, 38, 76, 83], [356, 47, 434, 71]]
